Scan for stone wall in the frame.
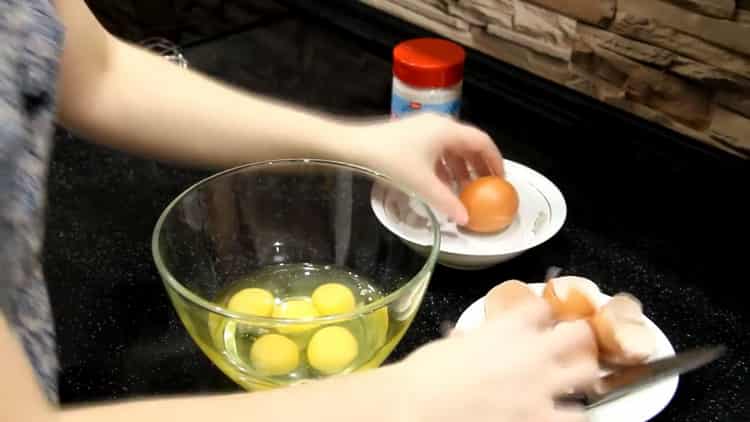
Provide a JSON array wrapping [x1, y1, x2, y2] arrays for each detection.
[[360, 0, 750, 158]]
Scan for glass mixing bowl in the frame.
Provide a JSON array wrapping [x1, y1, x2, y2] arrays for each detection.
[[152, 159, 440, 390]]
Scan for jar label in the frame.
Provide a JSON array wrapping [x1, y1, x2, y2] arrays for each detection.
[[391, 92, 461, 118]]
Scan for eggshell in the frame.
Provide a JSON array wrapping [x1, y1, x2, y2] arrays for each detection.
[[459, 176, 519, 233], [590, 293, 656, 365], [543, 276, 601, 320], [484, 280, 544, 319]]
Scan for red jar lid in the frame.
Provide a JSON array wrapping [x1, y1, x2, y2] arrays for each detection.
[[393, 38, 466, 88]]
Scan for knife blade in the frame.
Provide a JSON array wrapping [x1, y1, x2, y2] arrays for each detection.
[[559, 345, 726, 409]]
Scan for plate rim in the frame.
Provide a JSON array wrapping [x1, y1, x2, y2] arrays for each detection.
[[370, 160, 568, 257]]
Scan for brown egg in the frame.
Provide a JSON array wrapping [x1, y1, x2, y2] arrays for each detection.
[[484, 280, 544, 320], [553, 319, 599, 363], [459, 176, 519, 233], [589, 293, 656, 365], [543, 276, 601, 321]]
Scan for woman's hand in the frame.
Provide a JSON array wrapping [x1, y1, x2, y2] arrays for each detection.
[[395, 302, 598, 422], [351, 113, 504, 226]]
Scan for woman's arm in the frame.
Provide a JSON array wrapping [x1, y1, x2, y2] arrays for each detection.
[[0, 314, 407, 422], [2, 303, 595, 422], [59, 367, 407, 422], [0, 316, 57, 422], [55, 0, 352, 169], [54, 0, 504, 225]]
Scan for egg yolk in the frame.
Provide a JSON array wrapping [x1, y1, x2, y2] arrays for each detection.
[[312, 283, 356, 316], [307, 326, 359, 375], [272, 299, 318, 334], [250, 334, 299, 376], [227, 288, 275, 317]]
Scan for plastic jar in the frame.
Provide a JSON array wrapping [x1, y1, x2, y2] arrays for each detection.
[[391, 38, 466, 119]]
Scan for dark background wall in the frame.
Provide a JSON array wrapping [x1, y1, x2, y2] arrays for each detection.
[[84, 0, 287, 44]]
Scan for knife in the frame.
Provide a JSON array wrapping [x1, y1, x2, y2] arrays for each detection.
[[559, 345, 726, 410]]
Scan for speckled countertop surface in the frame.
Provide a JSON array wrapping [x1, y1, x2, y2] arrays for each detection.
[[44, 7, 748, 422]]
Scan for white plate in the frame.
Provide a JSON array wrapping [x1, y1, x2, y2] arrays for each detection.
[[455, 283, 679, 422], [370, 160, 567, 270]]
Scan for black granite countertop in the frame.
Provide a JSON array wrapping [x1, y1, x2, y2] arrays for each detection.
[[45, 5, 748, 422]]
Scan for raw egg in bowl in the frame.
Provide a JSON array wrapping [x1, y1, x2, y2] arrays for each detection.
[[153, 159, 439, 391], [370, 159, 566, 270]]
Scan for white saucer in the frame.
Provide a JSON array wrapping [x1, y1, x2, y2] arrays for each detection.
[[370, 160, 567, 270], [455, 283, 679, 422]]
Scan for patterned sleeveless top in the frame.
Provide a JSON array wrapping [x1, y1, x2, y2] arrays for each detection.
[[0, 0, 64, 403]]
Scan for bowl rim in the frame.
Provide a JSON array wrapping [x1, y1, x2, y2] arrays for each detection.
[[152, 158, 441, 324]]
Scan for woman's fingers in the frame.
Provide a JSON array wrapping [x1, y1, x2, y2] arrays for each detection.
[[547, 407, 589, 422], [468, 154, 491, 178], [549, 358, 600, 395], [444, 152, 471, 190], [422, 174, 468, 225], [435, 159, 452, 186], [548, 320, 598, 362], [529, 399, 588, 422], [490, 300, 555, 332], [445, 122, 505, 177], [377, 114, 506, 227], [481, 141, 505, 177]]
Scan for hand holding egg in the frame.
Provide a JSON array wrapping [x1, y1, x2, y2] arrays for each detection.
[[398, 300, 598, 422], [354, 113, 504, 226], [483, 276, 657, 369]]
